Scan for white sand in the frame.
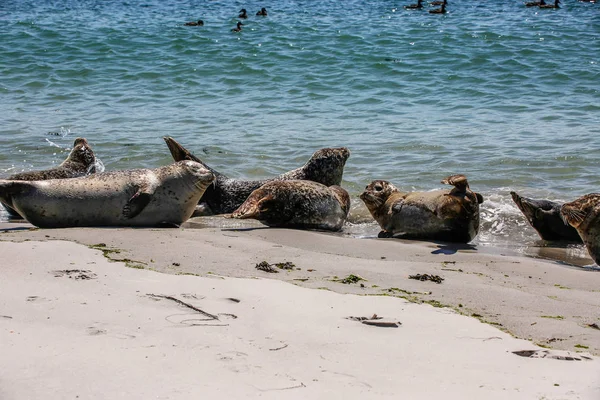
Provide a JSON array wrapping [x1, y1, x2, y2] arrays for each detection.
[[1, 238, 599, 399]]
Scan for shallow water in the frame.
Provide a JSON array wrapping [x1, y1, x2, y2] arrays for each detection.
[[1, 0, 598, 264]]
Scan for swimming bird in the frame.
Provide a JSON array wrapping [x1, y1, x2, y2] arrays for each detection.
[[430, 0, 446, 6], [184, 20, 204, 26], [539, 0, 560, 8], [238, 8, 248, 18], [429, 3, 446, 13], [405, 0, 423, 9], [256, 7, 268, 16], [231, 21, 244, 32], [524, 0, 545, 6]]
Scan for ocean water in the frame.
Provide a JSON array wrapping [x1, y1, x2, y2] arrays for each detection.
[[1, 0, 599, 263]]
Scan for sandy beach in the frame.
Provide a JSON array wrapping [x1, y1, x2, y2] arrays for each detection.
[[1, 218, 599, 399]]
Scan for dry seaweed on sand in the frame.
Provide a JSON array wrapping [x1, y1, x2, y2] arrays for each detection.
[[255, 261, 297, 273], [409, 274, 444, 284], [334, 274, 365, 284]]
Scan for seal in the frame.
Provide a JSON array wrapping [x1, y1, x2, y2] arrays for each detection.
[[560, 193, 600, 265], [2, 137, 97, 218], [510, 191, 581, 242], [163, 136, 350, 215], [0, 160, 214, 228], [360, 175, 484, 243], [232, 180, 350, 231]]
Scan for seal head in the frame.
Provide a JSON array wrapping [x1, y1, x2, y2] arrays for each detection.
[[560, 194, 600, 265], [232, 180, 350, 231], [510, 191, 581, 242]]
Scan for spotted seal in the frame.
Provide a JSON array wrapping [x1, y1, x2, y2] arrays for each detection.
[[1, 137, 97, 218], [360, 175, 484, 243], [510, 191, 581, 242], [0, 161, 214, 228], [163, 137, 350, 215], [232, 180, 350, 231], [560, 194, 600, 265]]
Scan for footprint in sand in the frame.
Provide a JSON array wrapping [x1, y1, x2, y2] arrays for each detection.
[[512, 349, 593, 361], [26, 296, 51, 303], [87, 325, 135, 339], [52, 270, 97, 280]]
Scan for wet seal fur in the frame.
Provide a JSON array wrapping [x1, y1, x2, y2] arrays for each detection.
[[560, 193, 600, 265], [163, 137, 350, 215], [0, 160, 214, 228], [232, 180, 351, 232], [1, 137, 97, 218], [510, 191, 581, 242], [360, 175, 484, 243]]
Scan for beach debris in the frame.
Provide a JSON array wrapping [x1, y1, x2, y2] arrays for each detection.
[[347, 314, 401, 328], [147, 293, 220, 321], [587, 323, 600, 330], [409, 273, 444, 284], [256, 261, 279, 273], [269, 344, 289, 351], [255, 261, 297, 273], [335, 274, 365, 284], [226, 297, 241, 303], [512, 350, 592, 361], [52, 269, 97, 280]]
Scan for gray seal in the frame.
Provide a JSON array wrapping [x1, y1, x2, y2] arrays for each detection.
[[510, 191, 581, 242], [0, 161, 214, 228], [2, 137, 97, 218], [232, 180, 351, 232], [163, 136, 350, 215], [560, 193, 600, 265], [360, 175, 484, 243]]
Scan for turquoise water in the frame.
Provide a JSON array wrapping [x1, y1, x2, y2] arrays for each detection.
[[1, 0, 599, 258]]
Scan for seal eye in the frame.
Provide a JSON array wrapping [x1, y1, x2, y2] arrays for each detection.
[[374, 185, 383, 192]]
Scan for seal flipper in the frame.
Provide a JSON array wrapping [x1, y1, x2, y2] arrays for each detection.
[[0, 180, 26, 211], [163, 137, 223, 178], [123, 191, 152, 219]]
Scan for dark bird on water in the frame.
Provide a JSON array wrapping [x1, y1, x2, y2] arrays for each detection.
[[231, 21, 244, 32], [238, 8, 248, 18], [256, 7, 268, 16], [429, 3, 446, 13], [184, 20, 204, 26], [524, 0, 545, 6], [539, 0, 560, 8], [405, 0, 423, 9], [430, 0, 447, 6]]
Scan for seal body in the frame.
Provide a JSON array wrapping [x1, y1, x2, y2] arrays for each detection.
[[560, 193, 600, 265], [164, 137, 350, 215], [232, 180, 351, 231], [360, 175, 484, 243], [2, 137, 97, 218], [510, 191, 581, 242], [0, 161, 214, 228]]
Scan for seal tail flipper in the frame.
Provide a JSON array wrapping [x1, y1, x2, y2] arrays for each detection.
[[441, 174, 469, 191], [162, 137, 222, 176], [122, 191, 152, 219], [163, 136, 202, 163], [0, 180, 24, 208]]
